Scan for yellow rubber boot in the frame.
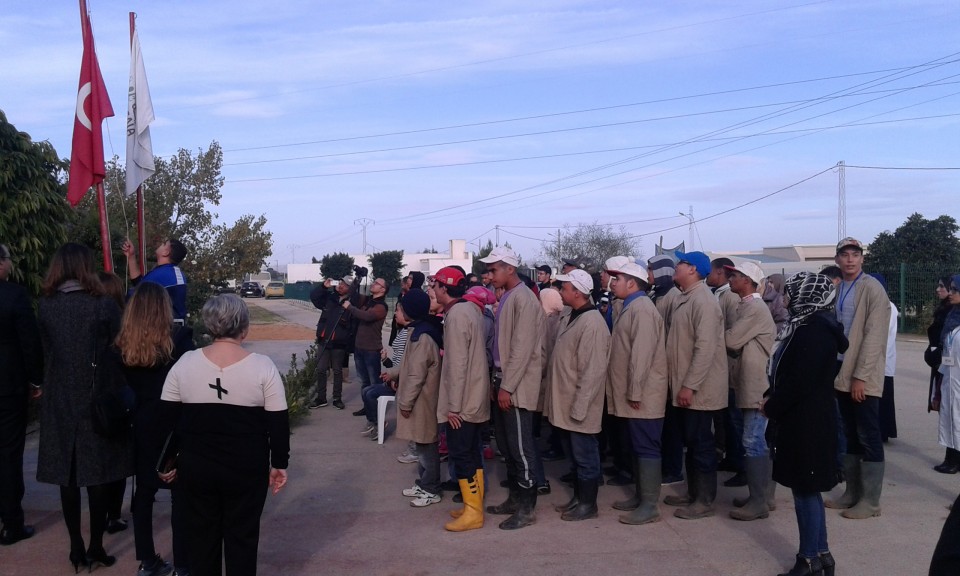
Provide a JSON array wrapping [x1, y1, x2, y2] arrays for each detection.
[[445, 475, 484, 532], [450, 469, 485, 519]]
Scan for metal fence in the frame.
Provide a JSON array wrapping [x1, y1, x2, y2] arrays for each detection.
[[873, 263, 957, 334]]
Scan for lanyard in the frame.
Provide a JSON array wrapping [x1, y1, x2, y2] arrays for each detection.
[[837, 271, 862, 314]]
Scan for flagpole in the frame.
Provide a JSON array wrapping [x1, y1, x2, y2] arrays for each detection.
[[130, 11, 146, 268], [78, 0, 113, 272]]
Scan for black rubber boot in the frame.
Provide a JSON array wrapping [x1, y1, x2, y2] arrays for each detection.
[[555, 477, 580, 513], [487, 484, 519, 515], [613, 458, 641, 511], [499, 486, 537, 530], [561, 478, 599, 521]]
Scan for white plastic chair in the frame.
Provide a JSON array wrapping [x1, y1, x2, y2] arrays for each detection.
[[377, 395, 396, 444]]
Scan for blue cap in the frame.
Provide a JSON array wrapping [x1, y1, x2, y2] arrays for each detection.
[[674, 251, 711, 278]]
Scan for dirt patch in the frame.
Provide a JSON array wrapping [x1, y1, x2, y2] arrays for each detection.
[[247, 323, 315, 341]]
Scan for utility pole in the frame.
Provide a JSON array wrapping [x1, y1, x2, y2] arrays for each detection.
[[679, 205, 695, 251], [354, 218, 375, 253], [838, 160, 846, 240], [495, 224, 500, 247], [288, 243, 300, 264]]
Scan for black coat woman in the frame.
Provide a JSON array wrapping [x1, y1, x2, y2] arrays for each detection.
[[763, 272, 848, 576], [36, 243, 131, 571]]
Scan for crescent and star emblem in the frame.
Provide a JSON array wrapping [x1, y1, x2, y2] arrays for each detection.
[[75, 81, 92, 130]]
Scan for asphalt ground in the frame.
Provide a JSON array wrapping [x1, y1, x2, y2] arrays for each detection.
[[5, 297, 957, 575]]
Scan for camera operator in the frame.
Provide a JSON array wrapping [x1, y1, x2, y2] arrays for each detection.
[[309, 274, 360, 410], [342, 267, 390, 417]]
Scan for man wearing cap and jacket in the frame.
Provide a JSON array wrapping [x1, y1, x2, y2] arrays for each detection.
[[546, 268, 610, 522], [309, 276, 359, 410], [433, 267, 491, 531], [481, 247, 545, 530], [663, 251, 728, 520], [605, 259, 669, 525], [723, 261, 777, 522], [825, 237, 890, 519]]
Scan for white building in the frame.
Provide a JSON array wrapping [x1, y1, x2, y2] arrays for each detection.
[[712, 244, 841, 277], [286, 239, 474, 283]]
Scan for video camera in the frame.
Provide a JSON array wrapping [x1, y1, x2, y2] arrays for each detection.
[[353, 265, 369, 279]]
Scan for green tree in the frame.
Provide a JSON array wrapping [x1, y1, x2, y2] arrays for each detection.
[[472, 239, 494, 275], [539, 222, 640, 272], [368, 250, 404, 286], [865, 213, 960, 332], [0, 110, 70, 297], [68, 142, 273, 316], [319, 252, 355, 280]]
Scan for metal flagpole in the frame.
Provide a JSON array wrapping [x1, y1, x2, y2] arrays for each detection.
[[130, 12, 147, 267]]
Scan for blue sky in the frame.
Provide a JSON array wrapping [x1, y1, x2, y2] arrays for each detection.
[[2, 1, 958, 267]]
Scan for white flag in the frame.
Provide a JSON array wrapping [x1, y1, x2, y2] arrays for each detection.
[[125, 28, 155, 195]]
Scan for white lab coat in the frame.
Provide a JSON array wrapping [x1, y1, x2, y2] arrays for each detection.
[[939, 326, 960, 450]]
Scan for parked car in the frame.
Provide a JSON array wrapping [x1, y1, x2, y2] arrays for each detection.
[[264, 281, 285, 299], [240, 281, 264, 298]]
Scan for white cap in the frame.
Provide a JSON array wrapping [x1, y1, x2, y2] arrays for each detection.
[[479, 246, 520, 267], [609, 261, 648, 280], [555, 269, 594, 295], [723, 261, 764, 286], [604, 255, 631, 273]]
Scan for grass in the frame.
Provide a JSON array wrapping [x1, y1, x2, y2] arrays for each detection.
[[247, 303, 287, 324]]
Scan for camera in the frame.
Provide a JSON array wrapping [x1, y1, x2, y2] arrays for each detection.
[[354, 265, 369, 279]]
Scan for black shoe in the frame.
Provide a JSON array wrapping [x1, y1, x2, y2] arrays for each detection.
[[332, 399, 345, 410], [541, 449, 565, 462], [138, 554, 174, 576], [86, 547, 117, 571], [934, 462, 960, 474], [308, 397, 328, 409], [723, 471, 748, 487], [352, 407, 367, 416], [69, 549, 89, 574], [537, 481, 551, 495], [105, 518, 128, 534], [0, 525, 34, 545]]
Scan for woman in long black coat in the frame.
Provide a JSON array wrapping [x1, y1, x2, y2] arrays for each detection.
[[36, 243, 132, 571], [928, 276, 955, 472], [763, 272, 848, 576]]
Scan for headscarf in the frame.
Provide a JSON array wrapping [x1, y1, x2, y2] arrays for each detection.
[[940, 274, 960, 347], [463, 285, 496, 310], [781, 272, 837, 339], [540, 287, 563, 316], [647, 254, 677, 301]]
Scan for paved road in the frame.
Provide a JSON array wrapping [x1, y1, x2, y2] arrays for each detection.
[[7, 298, 958, 575]]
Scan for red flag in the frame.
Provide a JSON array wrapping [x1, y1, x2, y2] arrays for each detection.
[[67, 10, 114, 206]]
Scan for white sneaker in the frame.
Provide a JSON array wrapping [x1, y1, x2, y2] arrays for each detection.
[[396, 452, 419, 464], [402, 485, 429, 497], [409, 491, 441, 507], [360, 423, 376, 435]]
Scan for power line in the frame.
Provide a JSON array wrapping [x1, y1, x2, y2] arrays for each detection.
[[223, 80, 960, 167], [225, 110, 960, 183], [371, 53, 960, 224], [845, 165, 960, 170], [223, 59, 959, 154]]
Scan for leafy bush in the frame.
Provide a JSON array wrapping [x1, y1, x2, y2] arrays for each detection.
[[281, 343, 318, 426]]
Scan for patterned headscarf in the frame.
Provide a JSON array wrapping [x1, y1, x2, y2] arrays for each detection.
[[784, 272, 837, 326]]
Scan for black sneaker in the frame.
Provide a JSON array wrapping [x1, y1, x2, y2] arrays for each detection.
[[352, 407, 367, 417], [332, 399, 345, 410], [537, 481, 551, 495], [0, 525, 34, 546], [308, 398, 328, 409]]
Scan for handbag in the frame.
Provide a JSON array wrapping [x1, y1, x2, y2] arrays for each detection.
[[89, 303, 134, 438]]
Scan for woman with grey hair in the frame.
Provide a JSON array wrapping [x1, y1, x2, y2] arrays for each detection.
[[158, 294, 290, 575]]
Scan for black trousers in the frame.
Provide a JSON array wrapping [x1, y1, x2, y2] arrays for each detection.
[[179, 453, 268, 576], [447, 422, 483, 480], [0, 394, 27, 528], [493, 405, 539, 490]]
